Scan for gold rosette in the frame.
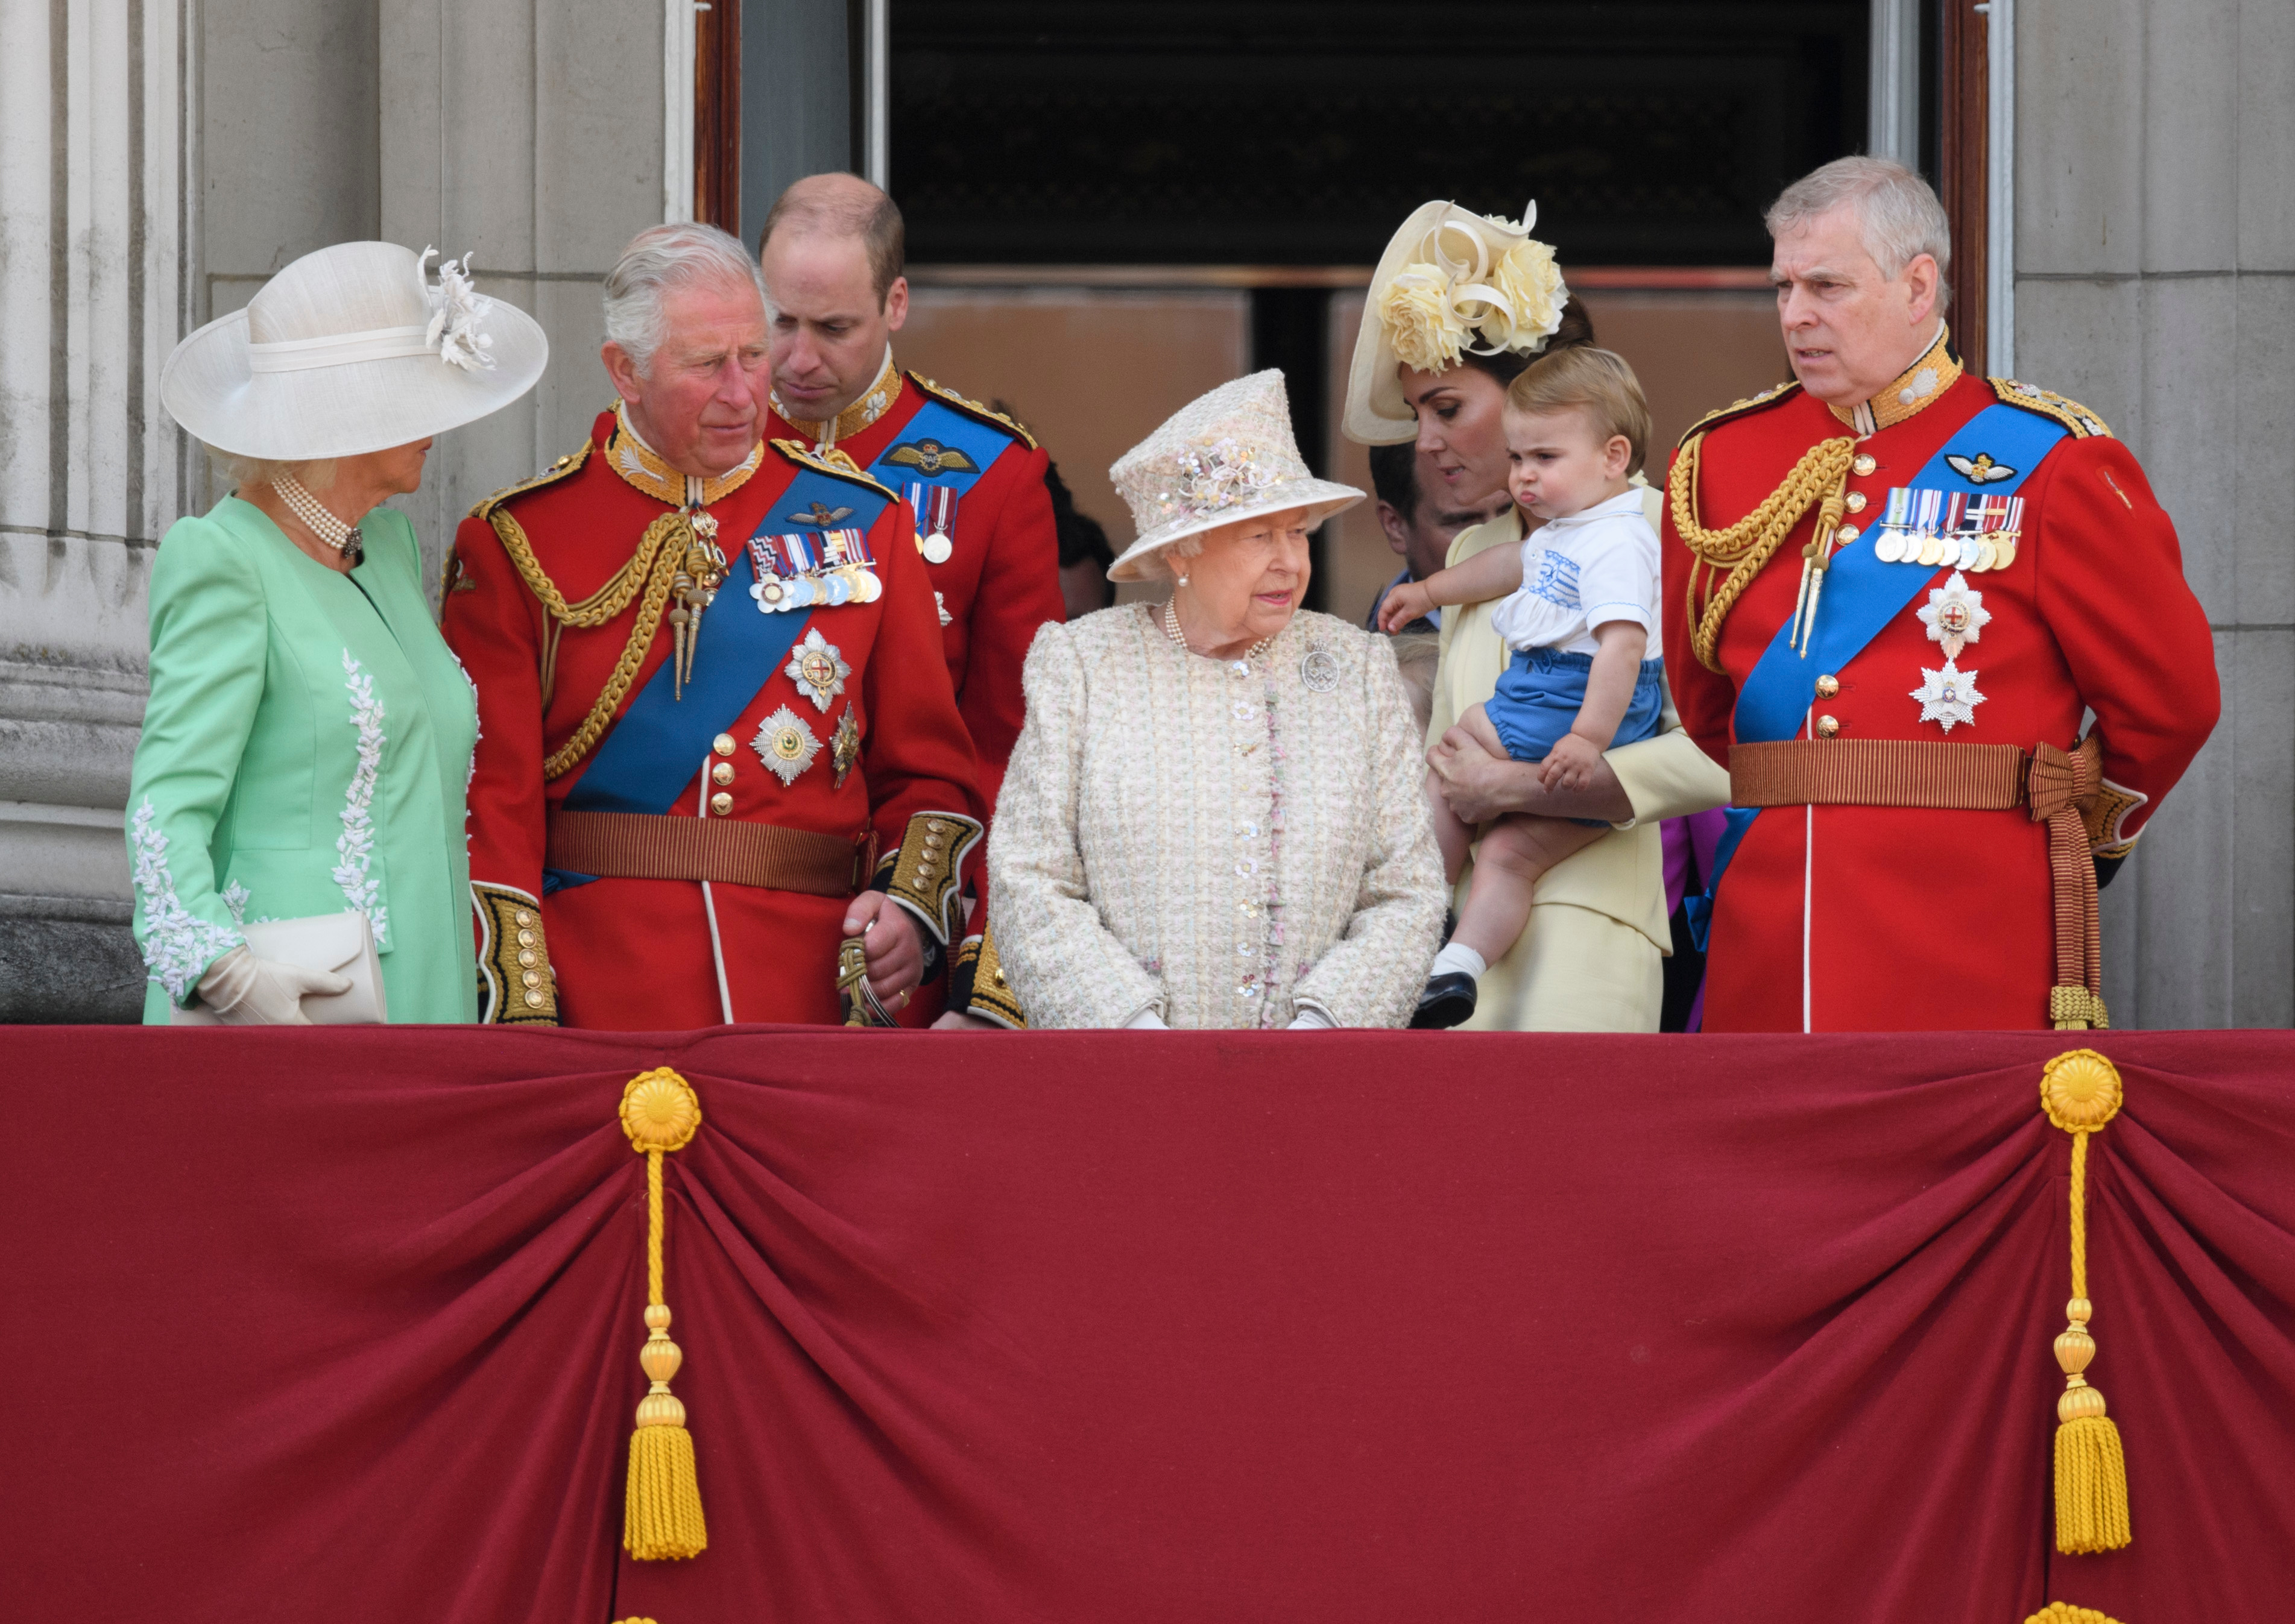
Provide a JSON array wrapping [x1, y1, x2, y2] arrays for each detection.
[[2038, 1049, 2132, 1556], [617, 1068, 708, 1560]]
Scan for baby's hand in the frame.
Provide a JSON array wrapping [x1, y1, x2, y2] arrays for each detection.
[[1378, 581, 1435, 634], [1538, 731, 1605, 790]]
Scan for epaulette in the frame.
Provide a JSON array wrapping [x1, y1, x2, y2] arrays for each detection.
[[1676, 379, 1802, 448], [769, 438, 901, 500], [471, 438, 592, 520], [1990, 377, 2113, 439], [905, 371, 1039, 450]]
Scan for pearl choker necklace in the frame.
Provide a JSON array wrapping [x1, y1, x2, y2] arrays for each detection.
[[272, 475, 363, 566], [1163, 598, 1273, 663]]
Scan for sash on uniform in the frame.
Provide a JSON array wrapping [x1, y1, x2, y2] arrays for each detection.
[[867, 398, 1017, 555], [545, 467, 892, 890], [1686, 400, 2071, 949]]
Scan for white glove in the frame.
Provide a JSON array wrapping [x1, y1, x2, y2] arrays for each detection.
[[1286, 1002, 1337, 1030], [195, 945, 352, 1025], [1123, 1005, 1169, 1030]]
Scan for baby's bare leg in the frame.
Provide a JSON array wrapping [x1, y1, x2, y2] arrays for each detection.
[[1430, 703, 1512, 881], [1451, 812, 1609, 963]]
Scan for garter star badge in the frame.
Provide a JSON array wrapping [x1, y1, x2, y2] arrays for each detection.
[[1911, 659, 1986, 732], [1916, 570, 1992, 660], [785, 627, 850, 712], [753, 705, 822, 785]]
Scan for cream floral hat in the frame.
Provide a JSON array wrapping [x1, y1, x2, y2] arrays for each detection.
[[162, 241, 547, 461], [1340, 200, 1569, 445], [1106, 370, 1365, 582]]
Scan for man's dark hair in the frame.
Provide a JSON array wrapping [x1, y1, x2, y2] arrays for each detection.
[[1366, 441, 1422, 518], [757, 174, 906, 306], [1045, 461, 1113, 573]]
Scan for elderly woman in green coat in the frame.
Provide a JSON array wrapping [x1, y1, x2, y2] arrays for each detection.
[[131, 241, 546, 1023]]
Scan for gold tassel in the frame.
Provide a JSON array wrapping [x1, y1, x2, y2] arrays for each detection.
[[619, 1068, 708, 1561], [2040, 1051, 2132, 1555], [2023, 1604, 2125, 1624]]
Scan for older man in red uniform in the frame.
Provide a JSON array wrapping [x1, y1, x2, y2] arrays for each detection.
[[757, 172, 1062, 1026], [1663, 157, 2217, 1032], [441, 222, 980, 1028]]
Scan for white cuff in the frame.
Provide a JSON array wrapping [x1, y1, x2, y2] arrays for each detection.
[[1286, 1000, 1338, 1030]]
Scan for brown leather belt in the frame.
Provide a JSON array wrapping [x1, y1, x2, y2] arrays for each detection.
[[546, 810, 876, 898], [1728, 735, 2107, 1029]]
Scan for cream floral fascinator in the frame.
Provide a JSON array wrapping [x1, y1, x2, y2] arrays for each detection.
[[1106, 371, 1365, 582], [1342, 201, 1569, 445]]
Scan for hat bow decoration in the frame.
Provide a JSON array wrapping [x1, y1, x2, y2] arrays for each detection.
[[1377, 201, 1568, 374]]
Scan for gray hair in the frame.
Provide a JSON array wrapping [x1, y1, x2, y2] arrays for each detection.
[[1765, 157, 1953, 307], [207, 447, 335, 494], [602, 222, 768, 375]]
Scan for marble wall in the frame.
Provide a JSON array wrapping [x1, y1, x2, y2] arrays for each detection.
[[2015, 0, 2295, 1027]]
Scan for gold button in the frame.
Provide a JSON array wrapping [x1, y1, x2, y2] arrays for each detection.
[[924, 834, 942, 850], [517, 948, 538, 968], [514, 910, 532, 927], [710, 791, 733, 816], [1816, 714, 1840, 738], [927, 819, 944, 834], [713, 733, 736, 757], [1845, 491, 1867, 514], [522, 969, 541, 987], [523, 988, 546, 1007], [1814, 674, 1840, 699], [993, 968, 1006, 986], [711, 761, 734, 785], [1836, 524, 1860, 545], [517, 928, 536, 947], [1853, 454, 1877, 476]]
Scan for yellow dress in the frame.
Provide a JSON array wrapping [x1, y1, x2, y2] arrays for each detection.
[[1426, 488, 1730, 1031]]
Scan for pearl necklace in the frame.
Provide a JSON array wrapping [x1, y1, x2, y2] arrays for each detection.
[[272, 475, 364, 566], [1163, 598, 1273, 664]]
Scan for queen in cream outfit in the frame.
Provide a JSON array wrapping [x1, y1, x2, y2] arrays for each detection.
[[990, 372, 1445, 1029]]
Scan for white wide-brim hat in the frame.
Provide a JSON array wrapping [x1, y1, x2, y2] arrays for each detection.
[[1340, 200, 1570, 446], [162, 240, 547, 461], [1106, 370, 1365, 582]]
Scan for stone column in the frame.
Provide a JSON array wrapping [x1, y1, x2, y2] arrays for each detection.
[[2017, 0, 2295, 1027], [0, 0, 195, 1021]]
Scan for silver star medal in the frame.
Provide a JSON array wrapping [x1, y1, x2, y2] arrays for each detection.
[[1916, 570, 1992, 660], [1910, 659, 1986, 732], [753, 705, 822, 785], [784, 627, 850, 712]]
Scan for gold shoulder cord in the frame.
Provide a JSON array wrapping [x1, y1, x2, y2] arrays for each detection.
[[478, 441, 698, 781], [1670, 430, 1858, 672]]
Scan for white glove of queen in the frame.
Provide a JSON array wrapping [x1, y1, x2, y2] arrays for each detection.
[[195, 945, 352, 1025]]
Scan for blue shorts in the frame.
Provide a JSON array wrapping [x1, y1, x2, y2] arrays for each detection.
[[1485, 646, 1667, 768]]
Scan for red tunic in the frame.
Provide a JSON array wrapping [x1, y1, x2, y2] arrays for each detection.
[[766, 367, 1063, 812], [441, 408, 981, 1030], [1662, 364, 2217, 1032]]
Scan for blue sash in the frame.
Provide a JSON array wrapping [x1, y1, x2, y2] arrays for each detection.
[[866, 398, 1017, 505], [546, 467, 892, 890], [1687, 400, 2069, 947]]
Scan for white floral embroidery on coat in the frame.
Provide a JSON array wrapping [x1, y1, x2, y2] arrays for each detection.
[[130, 799, 245, 1000], [455, 653, 481, 854], [221, 881, 251, 925], [333, 650, 391, 946]]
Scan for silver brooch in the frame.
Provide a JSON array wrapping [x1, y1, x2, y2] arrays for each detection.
[[1300, 647, 1339, 693]]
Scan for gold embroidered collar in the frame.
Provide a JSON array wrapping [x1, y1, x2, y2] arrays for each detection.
[[603, 401, 764, 509], [772, 348, 903, 449], [1826, 325, 1962, 436]]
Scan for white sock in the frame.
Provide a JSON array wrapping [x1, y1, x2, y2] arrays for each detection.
[[1430, 943, 1488, 981]]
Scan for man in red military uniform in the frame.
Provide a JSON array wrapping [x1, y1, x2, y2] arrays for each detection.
[[756, 173, 1061, 1028], [441, 222, 982, 1029], [1662, 157, 2217, 1032]]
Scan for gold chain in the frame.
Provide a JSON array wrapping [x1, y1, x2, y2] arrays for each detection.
[[1670, 432, 1857, 672]]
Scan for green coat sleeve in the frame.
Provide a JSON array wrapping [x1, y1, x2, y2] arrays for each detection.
[[125, 515, 263, 1003]]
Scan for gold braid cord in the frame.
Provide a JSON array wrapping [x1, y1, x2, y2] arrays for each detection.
[[2041, 1050, 2133, 1556], [1670, 432, 1858, 672], [619, 1068, 707, 1561], [487, 505, 696, 781]]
